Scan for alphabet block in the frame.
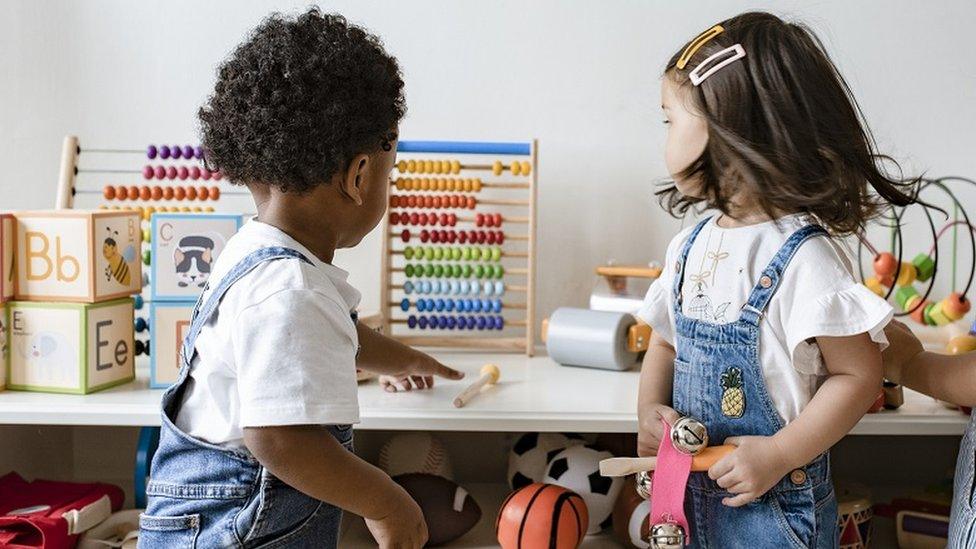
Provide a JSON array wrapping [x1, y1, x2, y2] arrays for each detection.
[[1, 214, 13, 302], [15, 210, 142, 302], [151, 213, 242, 301], [149, 301, 193, 388], [1, 303, 7, 390], [7, 298, 135, 394]]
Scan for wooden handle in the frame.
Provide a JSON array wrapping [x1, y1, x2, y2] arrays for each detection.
[[599, 445, 735, 477], [453, 374, 493, 408], [540, 318, 549, 343], [595, 265, 663, 279], [56, 135, 79, 209], [626, 322, 652, 353]]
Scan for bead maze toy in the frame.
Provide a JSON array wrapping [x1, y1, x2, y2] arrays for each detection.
[[381, 140, 538, 354]]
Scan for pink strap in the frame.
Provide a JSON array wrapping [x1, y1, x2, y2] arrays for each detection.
[[649, 419, 692, 541]]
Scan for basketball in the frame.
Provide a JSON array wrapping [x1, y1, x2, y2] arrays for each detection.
[[496, 483, 588, 549], [612, 477, 650, 548]]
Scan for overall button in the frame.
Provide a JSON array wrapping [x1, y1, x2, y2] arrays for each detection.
[[789, 469, 807, 485], [759, 275, 773, 288]]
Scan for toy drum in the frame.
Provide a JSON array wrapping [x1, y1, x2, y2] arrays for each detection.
[[837, 485, 873, 549]]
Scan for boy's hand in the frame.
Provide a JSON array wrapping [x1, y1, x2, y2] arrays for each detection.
[[637, 403, 681, 456], [708, 435, 792, 507], [881, 320, 923, 384], [380, 351, 464, 393], [364, 485, 428, 549]]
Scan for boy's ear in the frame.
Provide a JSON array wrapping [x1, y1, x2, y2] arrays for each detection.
[[339, 153, 370, 206]]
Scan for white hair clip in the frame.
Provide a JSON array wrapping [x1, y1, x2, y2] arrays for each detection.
[[689, 44, 746, 86]]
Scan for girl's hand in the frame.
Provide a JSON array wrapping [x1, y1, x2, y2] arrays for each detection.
[[637, 404, 681, 456], [708, 435, 792, 507], [881, 320, 923, 384], [364, 485, 428, 548], [380, 352, 464, 393]]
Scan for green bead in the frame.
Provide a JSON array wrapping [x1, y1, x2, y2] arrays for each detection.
[[433, 247, 443, 260], [475, 265, 485, 278], [403, 247, 414, 260], [424, 247, 435, 260], [461, 247, 471, 261], [494, 264, 505, 279], [424, 264, 436, 277], [492, 246, 501, 261], [895, 285, 918, 310], [912, 253, 935, 282], [433, 264, 444, 277], [404, 264, 414, 277], [142, 249, 152, 265], [479, 247, 490, 261], [923, 302, 936, 325], [453, 264, 463, 277], [463, 264, 473, 277]]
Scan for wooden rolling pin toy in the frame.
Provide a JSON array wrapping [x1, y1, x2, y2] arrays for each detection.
[[452, 364, 500, 408]]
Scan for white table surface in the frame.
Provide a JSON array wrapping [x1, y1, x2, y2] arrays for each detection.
[[0, 351, 968, 435]]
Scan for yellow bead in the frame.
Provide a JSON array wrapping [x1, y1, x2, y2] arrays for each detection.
[[947, 335, 976, 355], [942, 298, 967, 321], [395, 178, 404, 191], [473, 178, 483, 192], [193, 207, 202, 212], [451, 160, 461, 174], [433, 161, 442, 175], [448, 179, 457, 192], [407, 159, 417, 173], [142, 228, 151, 242], [904, 294, 922, 312], [423, 160, 433, 174], [99, 204, 107, 210], [397, 160, 407, 173], [181, 206, 191, 212], [437, 178, 448, 192], [896, 263, 917, 287], [929, 302, 952, 326], [521, 161, 532, 175], [511, 161, 521, 176], [461, 179, 471, 192], [492, 160, 503, 176], [206, 207, 214, 212], [863, 277, 884, 296]]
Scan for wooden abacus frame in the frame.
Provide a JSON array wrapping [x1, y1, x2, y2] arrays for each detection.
[[381, 140, 538, 355]]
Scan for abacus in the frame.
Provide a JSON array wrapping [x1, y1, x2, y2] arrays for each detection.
[[55, 135, 251, 364], [382, 140, 538, 355]]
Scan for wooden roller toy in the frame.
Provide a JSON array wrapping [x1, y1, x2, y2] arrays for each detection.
[[453, 364, 500, 408], [599, 445, 736, 477]]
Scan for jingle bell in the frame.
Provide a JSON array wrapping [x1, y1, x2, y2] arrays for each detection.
[[649, 522, 686, 548], [670, 416, 709, 455], [635, 470, 653, 499]]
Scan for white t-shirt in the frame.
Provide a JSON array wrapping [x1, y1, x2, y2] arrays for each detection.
[[175, 220, 362, 448], [637, 214, 892, 423]]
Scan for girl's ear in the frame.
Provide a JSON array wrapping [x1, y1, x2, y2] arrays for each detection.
[[339, 153, 370, 206]]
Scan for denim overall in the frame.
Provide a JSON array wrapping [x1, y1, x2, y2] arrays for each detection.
[[672, 218, 838, 548], [950, 412, 976, 547], [139, 247, 354, 548]]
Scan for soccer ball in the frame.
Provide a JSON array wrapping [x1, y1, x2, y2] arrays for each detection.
[[543, 445, 623, 534], [507, 433, 585, 490]]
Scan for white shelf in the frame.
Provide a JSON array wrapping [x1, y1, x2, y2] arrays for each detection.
[[339, 483, 623, 548], [0, 351, 968, 435]]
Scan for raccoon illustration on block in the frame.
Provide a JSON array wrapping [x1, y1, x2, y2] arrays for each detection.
[[173, 235, 216, 288]]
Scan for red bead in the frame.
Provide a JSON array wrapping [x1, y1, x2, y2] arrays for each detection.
[[910, 300, 929, 324], [945, 292, 972, 317], [174, 186, 186, 200], [103, 186, 116, 200], [424, 195, 434, 208], [439, 213, 449, 226], [154, 166, 166, 179], [390, 212, 400, 225], [420, 230, 430, 243], [408, 212, 419, 225], [438, 230, 449, 242], [210, 186, 220, 200], [431, 231, 441, 243], [496, 231, 504, 245], [151, 186, 163, 201], [477, 231, 487, 244], [874, 252, 897, 277], [458, 231, 468, 244], [408, 195, 418, 208], [486, 231, 497, 244], [421, 213, 432, 226], [177, 167, 189, 180], [466, 196, 476, 209], [116, 186, 129, 200], [213, 172, 223, 181], [201, 170, 212, 181], [128, 185, 140, 198], [476, 213, 485, 227], [401, 229, 411, 242], [432, 196, 442, 209], [448, 213, 457, 226], [189, 166, 201, 180], [493, 213, 503, 227], [139, 186, 152, 200], [163, 187, 174, 200], [186, 186, 198, 200], [142, 165, 154, 179], [198, 186, 210, 200], [447, 231, 457, 243], [165, 167, 177, 180]]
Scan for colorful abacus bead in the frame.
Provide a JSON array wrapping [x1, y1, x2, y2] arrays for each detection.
[[147, 145, 158, 159], [171, 145, 183, 159], [912, 253, 935, 282], [160, 145, 171, 159], [895, 263, 917, 287], [134, 295, 144, 310], [183, 145, 195, 159], [873, 252, 897, 278], [943, 293, 972, 321], [135, 317, 148, 332], [895, 286, 919, 311]]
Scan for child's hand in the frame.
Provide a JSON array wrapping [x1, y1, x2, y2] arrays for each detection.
[[380, 351, 464, 393], [364, 485, 428, 548], [708, 435, 792, 507], [637, 403, 681, 456], [881, 319, 923, 384]]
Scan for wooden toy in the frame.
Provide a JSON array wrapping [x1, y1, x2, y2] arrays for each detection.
[[381, 141, 538, 355], [148, 302, 193, 389], [150, 213, 242, 301], [7, 298, 134, 394], [452, 363, 500, 408], [14, 210, 142, 303], [0, 214, 13, 302], [837, 484, 873, 549], [599, 446, 735, 477], [496, 483, 588, 549]]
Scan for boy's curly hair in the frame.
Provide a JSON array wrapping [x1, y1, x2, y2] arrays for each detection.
[[199, 8, 405, 192]]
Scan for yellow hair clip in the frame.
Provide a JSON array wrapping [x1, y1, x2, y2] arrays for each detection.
[[676, 24, 725, 70]]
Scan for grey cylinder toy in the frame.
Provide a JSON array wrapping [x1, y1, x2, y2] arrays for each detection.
[[545, 307, 641, 371]]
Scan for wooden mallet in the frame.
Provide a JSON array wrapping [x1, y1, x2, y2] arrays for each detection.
[[453, 364, 500, 408], [599, 445, 735, 477]]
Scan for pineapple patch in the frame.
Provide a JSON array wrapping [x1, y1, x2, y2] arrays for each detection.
[[721, 367, 745, 418]]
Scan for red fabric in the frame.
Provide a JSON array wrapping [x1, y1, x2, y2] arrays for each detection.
[[0, 472, 124, 549], [649, 420, 692, 542]]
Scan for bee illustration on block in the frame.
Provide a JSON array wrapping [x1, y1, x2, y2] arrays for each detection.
[[103, 228, 136, 286]]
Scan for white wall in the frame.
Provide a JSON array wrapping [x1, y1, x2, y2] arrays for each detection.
[[3, 0, 975, 322]]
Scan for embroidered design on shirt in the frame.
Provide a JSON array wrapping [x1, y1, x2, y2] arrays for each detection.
[[720, 367, 745, 418], [687, 228, 732, 322]]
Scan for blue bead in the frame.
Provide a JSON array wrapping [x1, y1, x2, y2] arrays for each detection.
[[134, 295, 144, 310], [495, 281, 504, 295], [458, 280, 468, 295], [400, 298, 410, 312], [450, 280, 460, 295], [495, 316, 504, 330], [477, 316, 487, 330], [422, 280, 432, 294], [493, 299, 502, 313], [425, 299, 434, 311], [134, 317, 147, 332], [435, 299, 445, 312], [447, 316, 457, 329], [473, 300, 483, 313], [438, 315, 449, 329], [403, 281, 414, 295], [418, 316, 428, 329], [407, 315, 417, 329], [445, 299, 455, 312]]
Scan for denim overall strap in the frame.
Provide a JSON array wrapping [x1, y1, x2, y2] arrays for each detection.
[[180, 247, 312, 369], [672, 217, 713, 307], [739, 224, 828, 326]]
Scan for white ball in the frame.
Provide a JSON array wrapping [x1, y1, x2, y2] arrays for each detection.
[[543, 445, 623, 534], [378, 433, 453, 480], [507, 432, 585, 490]]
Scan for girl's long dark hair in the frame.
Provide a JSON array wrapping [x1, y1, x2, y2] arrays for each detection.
[[659, 12, 917, 235]]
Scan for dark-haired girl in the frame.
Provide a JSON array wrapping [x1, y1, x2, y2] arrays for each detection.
[[635, 12, 915, 548]]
